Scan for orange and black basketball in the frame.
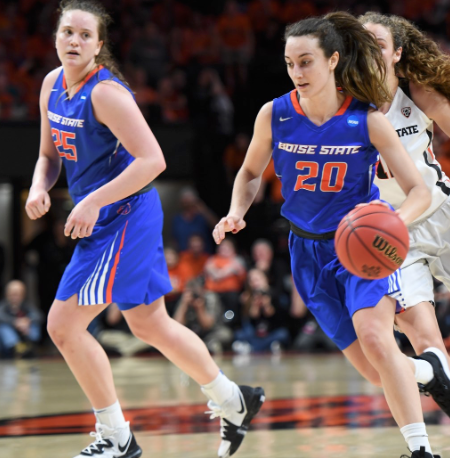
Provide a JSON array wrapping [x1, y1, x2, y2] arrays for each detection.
[[334, 204, 409, 279]]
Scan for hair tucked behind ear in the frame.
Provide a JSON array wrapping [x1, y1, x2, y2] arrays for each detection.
[[285, 11, 391, 107], [56, 0, 129, 87], [360, 12, 450, 102]]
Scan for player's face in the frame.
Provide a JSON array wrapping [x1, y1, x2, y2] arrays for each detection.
[[56, 10, 103, 69], [284, 35, 338, 99], [364, 23, 402, 78]]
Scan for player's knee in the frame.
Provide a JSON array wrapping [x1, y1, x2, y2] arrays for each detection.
[[47, 316, 66, 347], [357, 328, 389, 363]]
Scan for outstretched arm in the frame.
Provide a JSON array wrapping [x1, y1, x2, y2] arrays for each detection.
[[213, 101, 274, 244]]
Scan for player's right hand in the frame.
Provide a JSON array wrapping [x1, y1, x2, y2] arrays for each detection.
[[25, 186, 51, 220], [212, 215, 246, 245]]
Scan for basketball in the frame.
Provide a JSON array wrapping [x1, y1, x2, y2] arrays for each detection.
[[334, 204, 410, 279]]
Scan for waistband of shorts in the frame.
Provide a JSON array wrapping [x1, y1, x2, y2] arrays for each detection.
[[129, 182, 153, 198], [290, 222, 336, 240]]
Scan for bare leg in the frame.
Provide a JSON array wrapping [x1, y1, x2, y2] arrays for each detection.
[[352, 296, 423, 428], [396, 301, 450, 365], [47, 295, 112, 408], [123, 296, 220, 385], [342, 339, 382, 387]]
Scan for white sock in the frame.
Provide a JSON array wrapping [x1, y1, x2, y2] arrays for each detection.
[[94, 400, 128, 430], [400, 423, 432, 454], [409, 358, 434, 384], [201, 371, 235, 406]]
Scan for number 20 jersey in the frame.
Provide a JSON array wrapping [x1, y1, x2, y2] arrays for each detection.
[[271, 90, 380, 234]]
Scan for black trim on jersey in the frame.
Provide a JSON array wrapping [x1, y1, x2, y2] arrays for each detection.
[[422, 151, 450, 196]]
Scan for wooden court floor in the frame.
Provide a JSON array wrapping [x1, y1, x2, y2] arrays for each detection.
[[0, 353, 449, 458]]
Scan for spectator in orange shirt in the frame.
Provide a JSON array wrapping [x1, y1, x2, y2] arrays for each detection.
[[217, 0, 254, 88], [164, 246, 185, 315], [178, 234, 210, 285], [204, 238, 246, 327]]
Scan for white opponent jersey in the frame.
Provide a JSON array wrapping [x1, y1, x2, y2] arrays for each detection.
[[375, 80, 450, 222]]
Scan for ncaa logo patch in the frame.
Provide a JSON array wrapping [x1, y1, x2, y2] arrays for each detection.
[[401, 107, 411, 118], [347, 115, 359, 127], [117, 203, 132, 215]]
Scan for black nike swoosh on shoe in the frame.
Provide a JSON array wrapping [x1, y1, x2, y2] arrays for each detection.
[[118, 434, 132, 453], [237, 392, 245, 414]]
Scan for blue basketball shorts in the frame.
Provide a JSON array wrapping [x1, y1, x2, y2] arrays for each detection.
[[289, 231, 405, 350], [56, 189, 172, 310]]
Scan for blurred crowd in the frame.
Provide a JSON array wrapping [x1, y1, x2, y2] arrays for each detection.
[[3, 0, 450, 209], [2, 187, 450, 360], [2, 0, 450, 358]]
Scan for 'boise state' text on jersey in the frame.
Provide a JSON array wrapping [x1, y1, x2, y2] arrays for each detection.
[[272, 90, 380, 234], [48, 66, 134, 204]]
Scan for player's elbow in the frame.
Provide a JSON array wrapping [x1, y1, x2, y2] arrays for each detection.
[[151, 155, 166, 176]]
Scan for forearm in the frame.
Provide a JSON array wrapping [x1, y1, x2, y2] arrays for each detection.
[[87, 156, 165, 208], [31, 156, 61, 191], [228, 167, 262, 218], [397, 185, 431, 226]]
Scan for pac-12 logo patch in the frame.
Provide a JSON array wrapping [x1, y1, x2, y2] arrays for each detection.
[[401, 107, 411, 118], [347, 115, 359, 127], [117, 203, 132, 215]]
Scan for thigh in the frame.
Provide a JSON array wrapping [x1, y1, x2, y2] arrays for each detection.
[[122, 296, 167, 332], [48, 294, 108, 331], [395, 301, 444, 354]]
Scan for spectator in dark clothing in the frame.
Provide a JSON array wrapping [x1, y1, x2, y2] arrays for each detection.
[[172, 186, 218, 253], [174, 278, 233, 353], [26, 218, 75, 343], [250, 239, 291, 309], [233, 268, 289, 354], [0, 280, 42, 358]]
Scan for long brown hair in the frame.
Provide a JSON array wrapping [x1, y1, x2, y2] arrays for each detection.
[[56, 0, 128, 86], [285, 11, 391, 107], [359, 12, 450, 101]]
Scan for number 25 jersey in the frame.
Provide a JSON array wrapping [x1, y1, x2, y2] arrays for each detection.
[[271, 90, 380, 234], [47, 66, 134, 204]]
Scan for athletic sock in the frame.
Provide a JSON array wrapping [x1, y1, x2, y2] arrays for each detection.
[[400, 423, 432, 454], [409, 357, 434, 384], [201, 371, 235, 406], [94, 400, 129, 431]]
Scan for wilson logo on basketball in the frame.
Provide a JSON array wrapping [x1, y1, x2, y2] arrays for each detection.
[[401, 107, 411, 118], [372, 236, 404, 266]]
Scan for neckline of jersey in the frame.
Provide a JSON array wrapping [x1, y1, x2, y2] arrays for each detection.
[[62, 65, 104, 96], [290, 89, 353, 125]]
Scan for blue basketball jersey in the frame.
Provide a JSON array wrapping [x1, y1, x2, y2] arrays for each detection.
[[48, 66, 134, 204], [272, 90, 380, 234]]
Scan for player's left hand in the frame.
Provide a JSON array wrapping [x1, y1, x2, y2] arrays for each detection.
[[64, 198, 100, 239]]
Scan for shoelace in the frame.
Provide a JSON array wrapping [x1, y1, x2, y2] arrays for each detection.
[[82, 427, 113, 453], [205, 400, 226, 420]]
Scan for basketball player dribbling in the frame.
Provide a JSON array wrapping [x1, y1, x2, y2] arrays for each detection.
[[214, 12, 440, 458], [25, 1, 264, 457], [358, 11, 450, 419]]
